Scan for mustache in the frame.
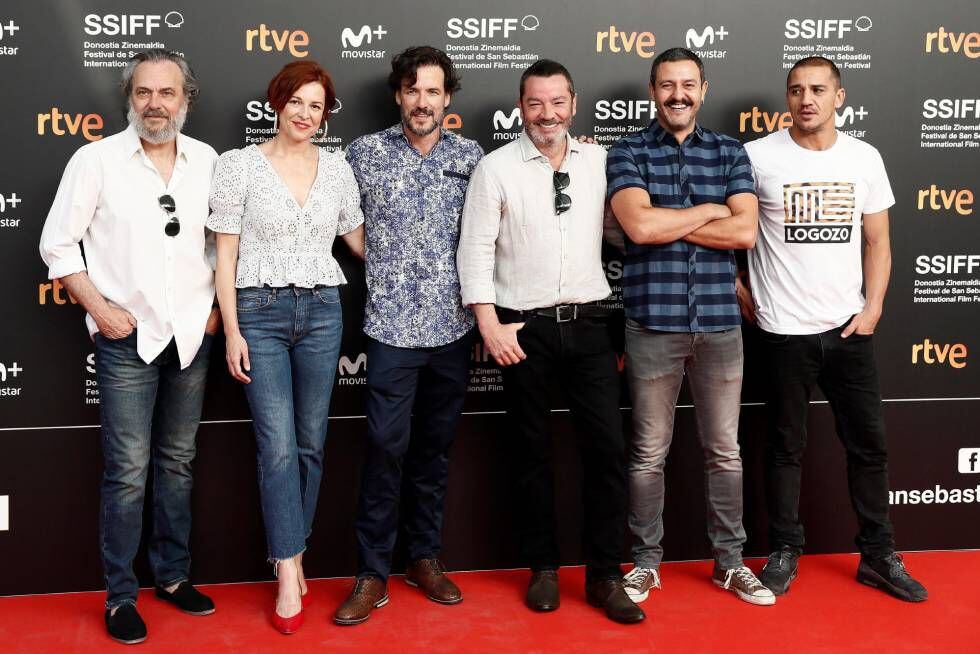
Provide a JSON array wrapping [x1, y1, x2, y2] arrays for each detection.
[[411, 108, 434, 117], [142, 109, 170, 118], [534, 119, 563, 126]]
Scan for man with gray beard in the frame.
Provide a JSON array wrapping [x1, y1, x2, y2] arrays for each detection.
[[39, 50, 219, 645]]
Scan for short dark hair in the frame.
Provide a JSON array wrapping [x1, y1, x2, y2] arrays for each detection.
[[519, 59, 575, 99], [267, 61, 336, 125], [388, 46, 460, 94], [787, 56, 842, 88], [649, 47, 705, 85], [121, 49, 200, 107]]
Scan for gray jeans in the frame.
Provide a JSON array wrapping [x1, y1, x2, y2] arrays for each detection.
[[625, 321, 746, 569]]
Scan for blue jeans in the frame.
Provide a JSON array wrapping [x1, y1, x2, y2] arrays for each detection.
[[625, 322, 746, 570], [95, 331, 213, 609], [355, 332, 472, 580], [237, 286, 343, 561]]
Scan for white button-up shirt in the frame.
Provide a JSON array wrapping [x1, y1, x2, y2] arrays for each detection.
[[457, 131, 611, 310], [39, 124, 218, 368]]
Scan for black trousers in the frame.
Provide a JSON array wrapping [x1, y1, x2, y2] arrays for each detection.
[[499, 310, 627, 581], [356, 331, 473, 580], [759, 324, 895, 558]]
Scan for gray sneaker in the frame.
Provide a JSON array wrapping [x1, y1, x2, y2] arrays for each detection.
[[622, 566, 661, 603], [712, 565, 776, 606]]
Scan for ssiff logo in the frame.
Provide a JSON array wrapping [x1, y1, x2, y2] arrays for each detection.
[[37, 109, 104, 141], [446, 16, 539, 39], [959, 448, 980, 473], [784, 16, 872, 39], [925, 27, 980, 59], [596, 26, 656, 58], [83, 12, 184, 35], [245, 24, 309, 57]]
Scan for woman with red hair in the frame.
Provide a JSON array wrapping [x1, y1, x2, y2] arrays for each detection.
[[208, 61, 364, 634]]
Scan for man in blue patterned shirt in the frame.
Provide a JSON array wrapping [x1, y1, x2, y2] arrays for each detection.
[[607, 48, 773, 606], [335, 46, 483, 625]]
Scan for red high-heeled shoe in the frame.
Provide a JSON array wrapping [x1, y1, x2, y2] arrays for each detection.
[[271, 603, 304, 635]]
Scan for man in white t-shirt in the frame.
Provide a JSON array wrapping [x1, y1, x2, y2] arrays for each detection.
[[740, 56, 927, 602]]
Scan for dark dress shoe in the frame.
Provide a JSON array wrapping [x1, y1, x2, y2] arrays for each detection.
[[105, 603, 147, 645], [154, 582, 215, 615], [406, 558, 463, 604], [525, 570, 560, 612], [334, 576, 389, 625], [586, 579, 646, 624]]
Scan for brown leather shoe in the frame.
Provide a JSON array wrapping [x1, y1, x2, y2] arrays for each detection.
[[525, 570, 560, 612], [585, 578, 645, 624], [405, 558, 463, 605], [333, 576, 389, 625]]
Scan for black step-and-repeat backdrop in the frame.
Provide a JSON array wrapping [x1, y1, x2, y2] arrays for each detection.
[[1, 0, 977, 596]]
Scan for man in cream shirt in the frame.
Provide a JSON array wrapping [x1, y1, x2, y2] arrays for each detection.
[[39, 50, 219, 644], [458, 59, 642, 625]]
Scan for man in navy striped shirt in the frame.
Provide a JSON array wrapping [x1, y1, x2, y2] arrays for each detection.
[[607, 47, 773, 606]]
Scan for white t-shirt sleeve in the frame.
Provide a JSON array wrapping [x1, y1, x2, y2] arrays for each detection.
[[863, 147, 895, 215]]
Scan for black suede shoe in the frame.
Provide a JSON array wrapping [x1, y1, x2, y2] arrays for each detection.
[[760, 546, 801, 595], [857, 553, 928, 602], [154, 582, 216, 615], [525, 570, 560, 612], [105, 603, 147, 645], [585, 579, 646, 624]]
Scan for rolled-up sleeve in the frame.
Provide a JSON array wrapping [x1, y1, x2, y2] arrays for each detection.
[[457, 161, 503, 306], [39, 147, 102, 280]]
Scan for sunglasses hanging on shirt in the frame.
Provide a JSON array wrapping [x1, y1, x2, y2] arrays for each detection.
[[158, 194, 180, 237], [553, 171, 572, 215]]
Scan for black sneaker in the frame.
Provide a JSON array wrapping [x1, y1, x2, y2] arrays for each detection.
[[105, 603, 147, 645], [857, 553, 928, 602], [154, 581, 216, 615], [759, 546, 801, 595]]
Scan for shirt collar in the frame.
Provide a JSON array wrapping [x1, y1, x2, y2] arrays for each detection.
[[649, 120, 705, 147], [122, 122, 189, 161], [518, 130, 580, 162]]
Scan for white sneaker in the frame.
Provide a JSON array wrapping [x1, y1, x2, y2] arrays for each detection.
[[712, 565, 776, 606], [622, 567, 661, 603]]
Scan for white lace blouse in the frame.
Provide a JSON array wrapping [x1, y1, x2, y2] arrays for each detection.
[[207, 145, 364, 288]]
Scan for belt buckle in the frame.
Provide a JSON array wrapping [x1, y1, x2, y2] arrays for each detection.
[[555, 304, 576, 323]]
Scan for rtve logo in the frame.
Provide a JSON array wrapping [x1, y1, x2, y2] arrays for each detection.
[[784, 16, 872, 39], [738, 106, 867, 133], [341, 25, 386, 48], [594, 100, 656, 121], [596, 26, 656, 58], [446, 16, 539, 39], [442, 114, 462, 130], [245, 24, 309, 58], [0, 361, 22, 382], [912, 339, 968, 369], [37, 109, 103, 141], [38, 278, 78, 305], [0, 20, 20, 39], [83, 12, 184, 36], [922, 98, 980, 119], [959, 448, 980, 473], [685, 25, 727, 49], [917, 185, 974, 216], [925, 27, 980, 59]]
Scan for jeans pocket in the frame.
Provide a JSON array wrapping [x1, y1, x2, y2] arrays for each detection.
[[758, 328, 789, 344], [313, 286, 340, 305], [236, 288, 274, 313]]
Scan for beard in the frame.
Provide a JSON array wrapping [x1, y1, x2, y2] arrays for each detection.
[[401, 106, 442, 137], [525, 116, 571, 147], [127, 102, 187, 144]]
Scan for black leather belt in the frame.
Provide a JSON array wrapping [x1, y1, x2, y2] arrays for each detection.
[[497, 303, 610, 323]]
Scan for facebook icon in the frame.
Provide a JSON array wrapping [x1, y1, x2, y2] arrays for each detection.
[[958, 448, 980, 474]]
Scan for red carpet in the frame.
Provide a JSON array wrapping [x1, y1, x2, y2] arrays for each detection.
[[0, 551, 976, 653]]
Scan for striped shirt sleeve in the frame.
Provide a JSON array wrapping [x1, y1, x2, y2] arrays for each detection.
[[606, 141, 648, 200], [725, 142, 757, 198]]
